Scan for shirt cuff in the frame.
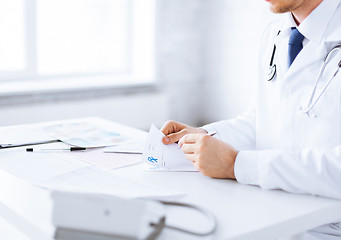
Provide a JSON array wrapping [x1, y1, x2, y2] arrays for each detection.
[[234, 150, 262, 186]]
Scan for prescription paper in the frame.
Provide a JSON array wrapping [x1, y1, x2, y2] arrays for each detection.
[[143, 124, 197, 172]]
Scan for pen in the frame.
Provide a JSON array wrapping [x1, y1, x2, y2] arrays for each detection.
[[26, 147, 87, 152], [206, 131, 217, 137], [104, 151, 143, 154], [178, 131, 217, 148]]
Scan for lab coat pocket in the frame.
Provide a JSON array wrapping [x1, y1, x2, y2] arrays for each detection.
[[303, 73, 341, 147]]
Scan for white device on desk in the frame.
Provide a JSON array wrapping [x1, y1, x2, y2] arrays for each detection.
[[0, 167, 167, 240], [52, 191, 217, 240], [0, 167, 216, 240], [52, 191, 166, 240]]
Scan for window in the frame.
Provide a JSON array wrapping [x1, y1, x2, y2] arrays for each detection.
[[37, 0, 129, 75], [0, 0, 155, 94], [0, 0, 26, 73]]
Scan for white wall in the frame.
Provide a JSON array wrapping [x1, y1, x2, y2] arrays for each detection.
[[0, 0, 275, 129], [156, 0, 275, 126], [200, 0, 275, 124], [156, 0, 204, 126]]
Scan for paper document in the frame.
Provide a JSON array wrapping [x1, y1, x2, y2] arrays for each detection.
[[72, 149, 142, 170], [40, 166, 182, 199], [0, 127, 57, 148], [0, 151, 181, 199], [42, 121, 128, 148], [142, 124, 197, 172], [0, 151, 90, 183], [103, 140, 145, 154]]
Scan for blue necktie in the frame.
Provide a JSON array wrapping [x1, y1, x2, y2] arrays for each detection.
[[288, 27, 304, 66]]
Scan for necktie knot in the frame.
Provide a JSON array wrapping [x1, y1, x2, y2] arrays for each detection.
[[289, 27, 304, 46], [288, 27, 304, 66]]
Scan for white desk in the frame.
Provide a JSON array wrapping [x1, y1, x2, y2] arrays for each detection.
[[114, 165, 341, 240], [0, 119, 341, 240]]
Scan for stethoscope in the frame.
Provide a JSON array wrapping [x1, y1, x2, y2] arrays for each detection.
[[266, 31, 281, 81], [267, 33, 341, 118]]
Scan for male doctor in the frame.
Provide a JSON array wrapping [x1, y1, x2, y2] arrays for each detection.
[[161, 0, 341, 238]]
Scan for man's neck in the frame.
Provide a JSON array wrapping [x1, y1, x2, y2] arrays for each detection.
[[292, 0, 324, 25]]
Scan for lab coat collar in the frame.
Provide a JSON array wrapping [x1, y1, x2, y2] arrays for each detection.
[[324, 0, 341, 45], [282, 12, 296, 31], [298, 0, 341, 45], [278, 0, 341, 45], [281, 0, 341, 80]]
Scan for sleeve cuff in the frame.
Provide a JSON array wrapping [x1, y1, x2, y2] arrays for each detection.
[[234, 150, 262, 186], [200, 124, 217, 135]]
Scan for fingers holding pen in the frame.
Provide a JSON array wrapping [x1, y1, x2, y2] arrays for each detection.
[[178, 133, 207, 148], [180, 142, 196, 154], [177, 131, 237, 179], [178, 134, 214, 166]]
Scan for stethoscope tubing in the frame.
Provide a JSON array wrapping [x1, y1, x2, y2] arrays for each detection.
[[268, 39, 341, 118], [299, 44, 341, 115]]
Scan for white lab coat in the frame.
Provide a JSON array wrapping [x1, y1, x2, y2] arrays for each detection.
[[203, 0, 341, 238], [204, 0, 341, 200]]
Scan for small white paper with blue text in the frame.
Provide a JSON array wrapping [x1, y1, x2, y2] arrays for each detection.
[[143, 124, 197, 171]]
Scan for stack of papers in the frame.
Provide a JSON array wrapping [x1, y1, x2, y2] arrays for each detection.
[[0, 119, 199, 201], [42, 121, 128, 148], [0, 126, 57, 148]]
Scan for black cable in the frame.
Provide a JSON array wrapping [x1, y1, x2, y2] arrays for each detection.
[[149, 201, 217, 237], [146, 216, 166, 240]]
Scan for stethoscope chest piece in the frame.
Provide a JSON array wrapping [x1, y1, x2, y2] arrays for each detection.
[[267, 41, 278, 81], [267, 64, 277, 81]]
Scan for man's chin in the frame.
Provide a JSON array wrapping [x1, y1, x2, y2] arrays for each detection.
[[267, 0, 300, 14], [268, 4, 291, 14]]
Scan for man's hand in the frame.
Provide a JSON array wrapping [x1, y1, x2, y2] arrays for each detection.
[[161, 120, 207, 144], [178, 134, 238, 179]]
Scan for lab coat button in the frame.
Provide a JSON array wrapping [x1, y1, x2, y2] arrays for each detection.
[[298, 105, 304, 112]]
